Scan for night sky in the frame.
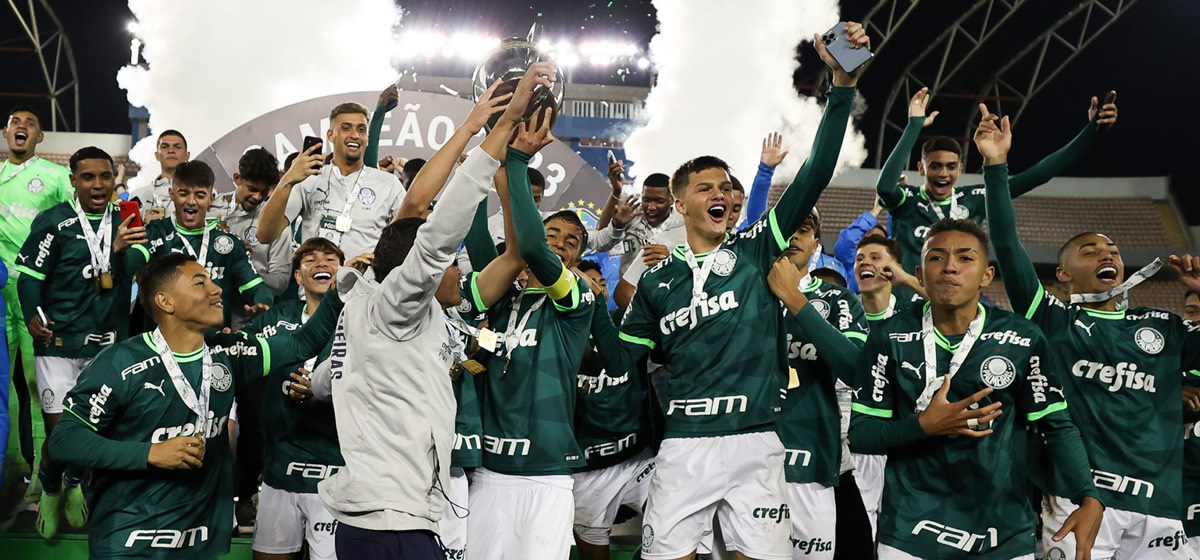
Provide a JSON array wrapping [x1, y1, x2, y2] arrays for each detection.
[[12, 0, 1199, 221]]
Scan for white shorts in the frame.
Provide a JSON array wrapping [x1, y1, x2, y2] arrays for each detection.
[[253, 483, 337, 559], [786, 482, 836, 559], [877, 543, 1033, 559], [851, 452, 886, 537], [466, 468, 574, 560], [438, 467, 469, 559], [36, 356, 90, 413], [572, 449, 656, 546], [640, 431, 791, 560], [1042, 495, 1192, 560]]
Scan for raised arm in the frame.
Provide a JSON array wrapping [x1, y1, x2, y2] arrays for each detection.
[[365, 85, 398, 168], [393, 80, 511, 221], [595, 159, 626, 230], [1009, 93, 1116, 197], [877, 88, 936, 210], [467, 168, 526, 310], [465, 199, 499, 270], [770, 23, 867, 241], [257, 144, 322, 244], [976, 105, 1042, 314], [768, 259, 863, 381], [743, 132, 786, 227], [260, 284, 344, 367], [833, 208, 879, 288]]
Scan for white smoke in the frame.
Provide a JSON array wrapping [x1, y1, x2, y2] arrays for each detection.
[[624, 0, 867, 191], [119, 0, 400, 188]]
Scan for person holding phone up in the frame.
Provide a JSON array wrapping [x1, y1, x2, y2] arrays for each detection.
[[255, 103, 408, 263]]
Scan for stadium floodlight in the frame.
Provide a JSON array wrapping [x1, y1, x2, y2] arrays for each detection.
[[636, 57, 650, 69], [127, 21, 138, 34], [392, 28, 644, 69]]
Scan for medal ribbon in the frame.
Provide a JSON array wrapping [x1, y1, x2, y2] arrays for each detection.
[[914, 302, 986, 413], [152, 329, 212, 427]]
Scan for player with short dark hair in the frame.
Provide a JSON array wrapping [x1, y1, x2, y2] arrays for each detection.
[[978, 106, 1200, 560], [617, 26, 868, 559], [1184, 290, 1200, 322], [46, 252, 341, 558], [768, 211, 870, 559], [849, 216, 1102, 559], [132, 160, 274, 328], [213, 148, 293, 301], [128, 129, 190, 222], [15, 146, 146, 537], [875, 87, 1118, 301], [242, 237, 346, 560]]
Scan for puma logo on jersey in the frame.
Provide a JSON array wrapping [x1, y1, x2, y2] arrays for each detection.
[[142, 380, 166, 397], [658, 279, 675, 290], [659, 291, 739, 335], [125, 526, 209, 549], [17, 253, 27, 263], [1048, 386, 1066, 400], [901, 361, 924, 378], [1074, 320, 1096, 336], [1071, 360, 1156, 394], [912, 521, 999, 553]]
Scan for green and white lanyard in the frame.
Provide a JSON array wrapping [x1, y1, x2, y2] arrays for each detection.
[[152, 329, 212, 427], [914, 303, 985, 413], [1069, 258, 1163, 310]]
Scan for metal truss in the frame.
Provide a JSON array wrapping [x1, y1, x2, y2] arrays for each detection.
[[861, 0, 923, 57], [963, 0, 1141, 148], [872, 0, 1028, 167], [3, 0, 80, 131]]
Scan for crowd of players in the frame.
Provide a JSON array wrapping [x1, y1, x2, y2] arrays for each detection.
[[1, 19, 1199, 560]]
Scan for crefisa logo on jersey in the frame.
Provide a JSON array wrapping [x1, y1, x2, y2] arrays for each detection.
[[1134, 327, 1164, 355], [213, 235, 234, 255], [980, 356, 1016, 390], [211, 363, 232, 392], [809, 299, 830, 319], [709, 249, 737, 276]]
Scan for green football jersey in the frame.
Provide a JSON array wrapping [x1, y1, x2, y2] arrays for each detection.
[[0, 156, 73, 273], [851, 303, 1069, 559], [137, 219, 266, 326], [61, 332, 272, 559], [461, 272, 594, 475], [885, 184, 987, 279], [242, 299, 341, 494], [1184, 411, 1200, 536], [778, 278, 867, 486], [575, 292, 647, 472], [618, 212, 791, 438], [448, 294, 484, 470], [14, 201, 131, 357], [1016, 286, 1200, 518]]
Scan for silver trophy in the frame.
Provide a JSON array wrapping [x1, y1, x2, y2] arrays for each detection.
[[471, 24, 567, 131]]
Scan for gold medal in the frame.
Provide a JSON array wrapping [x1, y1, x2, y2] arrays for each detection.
[[99, 272, 113, 290]]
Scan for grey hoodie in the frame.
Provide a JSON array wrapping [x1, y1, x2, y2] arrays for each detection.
[[317, 147, 500, 532]]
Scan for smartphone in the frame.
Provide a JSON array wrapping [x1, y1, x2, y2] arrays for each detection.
[[118, 200, 143, 229], [821, 22, 873, 73], [1099, 91, 1116, 131], [607, 150, 617, 165], [302, 136, 324, 170]]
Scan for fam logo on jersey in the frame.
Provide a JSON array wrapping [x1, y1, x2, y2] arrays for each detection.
[[27, 177, 45, 193], [358, 187, 377, 206], [809, 299, 831, 319], [709, 249, 737, 276], [211, 363, 233, 392], [213, 235, 235, 255], [980, 356, 1016, 390], [1134, 327, 1164, 355]]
